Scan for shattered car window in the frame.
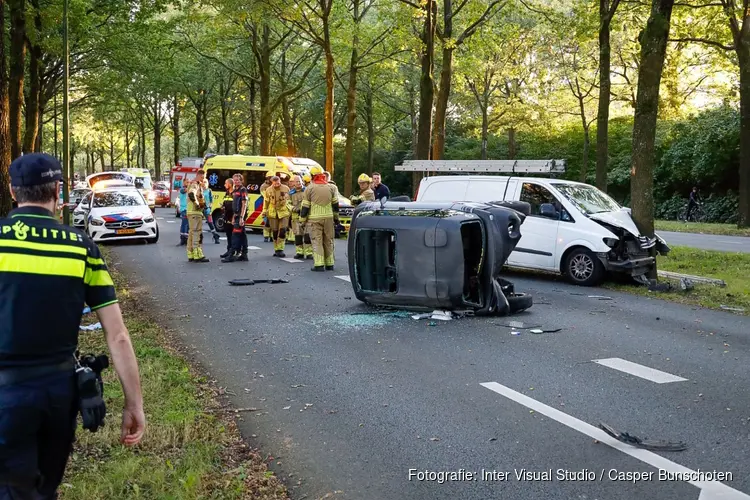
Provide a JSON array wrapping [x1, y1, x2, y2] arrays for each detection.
[[552, 183, 621, 215]]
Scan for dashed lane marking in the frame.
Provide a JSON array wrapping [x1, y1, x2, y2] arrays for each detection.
[[280, 257, 305, 263], [166, 220, 175, 223], [335, 275, 351, 282], [481, 382, 749, 500], [156, 217, 164, 220], [592, 357, 687, 384], [248, 246, 261, 250]]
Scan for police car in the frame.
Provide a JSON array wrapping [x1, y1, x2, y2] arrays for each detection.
[[85, 182, 159, 243]]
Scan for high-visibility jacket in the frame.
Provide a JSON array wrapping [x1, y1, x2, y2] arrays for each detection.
[[262, 185, 291, 219], [290, 187, 305, 220], [187, 179, 205, 216], [301, 178, 339, 221]]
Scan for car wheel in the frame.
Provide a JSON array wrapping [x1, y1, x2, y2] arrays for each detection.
[[507, 293, 533, 314], [564, 247, 604, 286]]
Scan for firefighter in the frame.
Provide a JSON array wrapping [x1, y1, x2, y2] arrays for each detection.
[[290, 175, 313, 260], [262, 175, 291, 258], [350, 173, 376, 206], [187, 170, 209, 262], [260, 170, 273, 242], [300, 166, 339, 271], [302, 173, 312, 187]]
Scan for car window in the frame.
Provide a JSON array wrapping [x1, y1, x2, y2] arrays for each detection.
[[93, 191, 145, 208], [206, 169, 267, 194], [134, 177, 152, 190], [520, 183, 563, 219]]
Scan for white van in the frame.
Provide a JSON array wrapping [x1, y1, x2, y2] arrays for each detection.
[[415, 176, 670, 285]]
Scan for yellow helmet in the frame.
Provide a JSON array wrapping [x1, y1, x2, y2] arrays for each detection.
[[303, 174, 312, 183], [358, 173, 371, 184], [266, 170, 275, 178], [309, 165, 324, 176]]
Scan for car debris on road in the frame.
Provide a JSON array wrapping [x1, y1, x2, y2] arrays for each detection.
[[228, 278, 290, 286], [599, 422, 687, 452]]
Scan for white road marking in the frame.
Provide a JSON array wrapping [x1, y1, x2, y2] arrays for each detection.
[[481, 382, 749, 500], [220, 237, 227, 241], [166, 220, 176, 224], [248, 246, 261, 250], [156, 217, 164, 220], [280, 257, 305, 263], [335, 275, 351, 282], [593, 357, 687, 384]]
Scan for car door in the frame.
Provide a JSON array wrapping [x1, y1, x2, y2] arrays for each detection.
[[507, 182, 561, 270]]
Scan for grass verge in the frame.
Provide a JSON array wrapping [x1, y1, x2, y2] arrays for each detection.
[[61, 254, 288, 500], [606, 246, 750, 314], [655, 220, 750, 237]]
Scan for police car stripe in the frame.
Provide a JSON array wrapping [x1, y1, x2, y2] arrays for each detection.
[[84, 268, 114, 287], [0, 239, 87, 256], [0, 253, 85, 278]]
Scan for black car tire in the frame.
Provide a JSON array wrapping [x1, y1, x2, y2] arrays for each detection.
[[564, 247, 604, 286], [507, 293, 533, 314]]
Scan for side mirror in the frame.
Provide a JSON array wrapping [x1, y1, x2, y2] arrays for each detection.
[[539, 203, 558, 219]]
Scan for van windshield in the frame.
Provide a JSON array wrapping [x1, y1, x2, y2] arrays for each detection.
[[134, 177, 152, 190], [552, 183, 620, 215]]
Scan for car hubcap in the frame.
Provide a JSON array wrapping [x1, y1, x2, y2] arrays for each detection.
[[570, 254, 594, 280]]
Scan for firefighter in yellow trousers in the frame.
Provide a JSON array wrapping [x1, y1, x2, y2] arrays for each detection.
[[290, 175, 313, 260], [187, 169, 209, 262], [260, 171, 273, 242], [300, 166, 339, 272], [262, 175, 291, 258]]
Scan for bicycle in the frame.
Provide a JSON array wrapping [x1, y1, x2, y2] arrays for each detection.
[[679, 202, 706, 223]]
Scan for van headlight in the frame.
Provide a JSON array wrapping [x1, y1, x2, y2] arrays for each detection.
[[603, 237, 618, 248], [90, 218, 104, 226], [144, 216, 154, 223]]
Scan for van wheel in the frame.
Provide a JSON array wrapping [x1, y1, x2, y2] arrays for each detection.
[[564, 248, 604, 286], [507, 293, 532, 314]]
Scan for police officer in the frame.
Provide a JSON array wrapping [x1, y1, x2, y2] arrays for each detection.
[[0, 153, 145, 498], [300, 166, 339, 271], [220, 178, 235, 259]]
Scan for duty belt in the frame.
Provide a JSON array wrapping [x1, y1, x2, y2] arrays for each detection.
[[0, 358, 76, 386]]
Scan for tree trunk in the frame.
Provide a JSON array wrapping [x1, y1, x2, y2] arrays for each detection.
[[35, 102, 43, 152], [153, 105, 162, 178], [481, 108, 489, 160], [581, 127, 591, 183], [85, 146, 91, 176], [281, 95, 294, 156], [343, 38, 359, 197], [258, 24, 272, 155], [173, 94, 180, 165], [195, 100, 205, 157], [365, 86, 375, 175], [139, 115, 146, 169], [595, 0, 617, 193], [8, 0, 26, 159], [100, 149, 106, 172], [220, 81, 230, 155], [250, 79, 257, 154], [22, 0, 42, 153], [125, 124, 131, 169], [737, 46, 750, 228], [508, 127, 516, 159], [202, 102, 210, 154], [0, 0, 12, 216], [432, 46, 453, 161], [323, 38, 335, 175], [109, 132, 115, 170], [630, 0, 674, 245], [233, 129, 240, 153], [416, 0, 436, 161]]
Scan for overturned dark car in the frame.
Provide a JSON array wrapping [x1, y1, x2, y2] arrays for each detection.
[[346, 199, 533, 316]]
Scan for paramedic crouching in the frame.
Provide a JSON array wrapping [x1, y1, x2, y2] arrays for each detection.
[[0, 153, 145, 499]]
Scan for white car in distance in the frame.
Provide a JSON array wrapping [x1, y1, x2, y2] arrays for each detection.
[[86, 185, 159, 244]]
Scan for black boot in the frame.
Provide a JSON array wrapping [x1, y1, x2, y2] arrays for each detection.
[[213, 233, 221, 244], [306, 255, 313, 260], [264, 237, 270, 242], [220, 249, 232, 259], [277, 251, 286, 258], [222, 253, 238, 263], [325, 265, 334, 271], [237, 252, 249, 262], [294, 253, 305, 260], [311, 266, 325, 272]]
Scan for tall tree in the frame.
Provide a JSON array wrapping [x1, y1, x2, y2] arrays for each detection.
[[595, 0, 621, 192], [630, 0, 675, 248], [8, 0, 26, 159], [432, 0, 505, 160], [0, 0, 13, 216], [22, 0, 43, 153]]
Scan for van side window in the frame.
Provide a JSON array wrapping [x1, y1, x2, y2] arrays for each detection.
[[520, 183, 561, 219]]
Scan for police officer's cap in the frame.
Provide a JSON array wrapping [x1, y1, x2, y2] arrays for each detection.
[[10, 153, 63, 187]]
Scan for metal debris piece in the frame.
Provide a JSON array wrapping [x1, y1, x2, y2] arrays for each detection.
[[648, 279, 673, 292], [511, 331, 521, 336], [541, 328, 562, 333], [658, 270, 726, 287], [679, 278, 694, 291], [599, 422, 687, 452], [495, 322, 542, 330], [720, 305, 746, 312], [228, 278, 290, 286], [530, 329, 544, 334]]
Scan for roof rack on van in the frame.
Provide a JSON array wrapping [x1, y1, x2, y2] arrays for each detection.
[[395, 159, 566, 174]]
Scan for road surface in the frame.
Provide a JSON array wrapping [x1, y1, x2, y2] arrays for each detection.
[[109, 209, 750, 500], [658, 231, 750, 253]]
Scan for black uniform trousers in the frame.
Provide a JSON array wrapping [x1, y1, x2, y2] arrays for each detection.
[[0, 371, 77, 499]]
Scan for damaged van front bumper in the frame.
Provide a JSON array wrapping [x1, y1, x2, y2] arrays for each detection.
[[596, 235, 670, 280]]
